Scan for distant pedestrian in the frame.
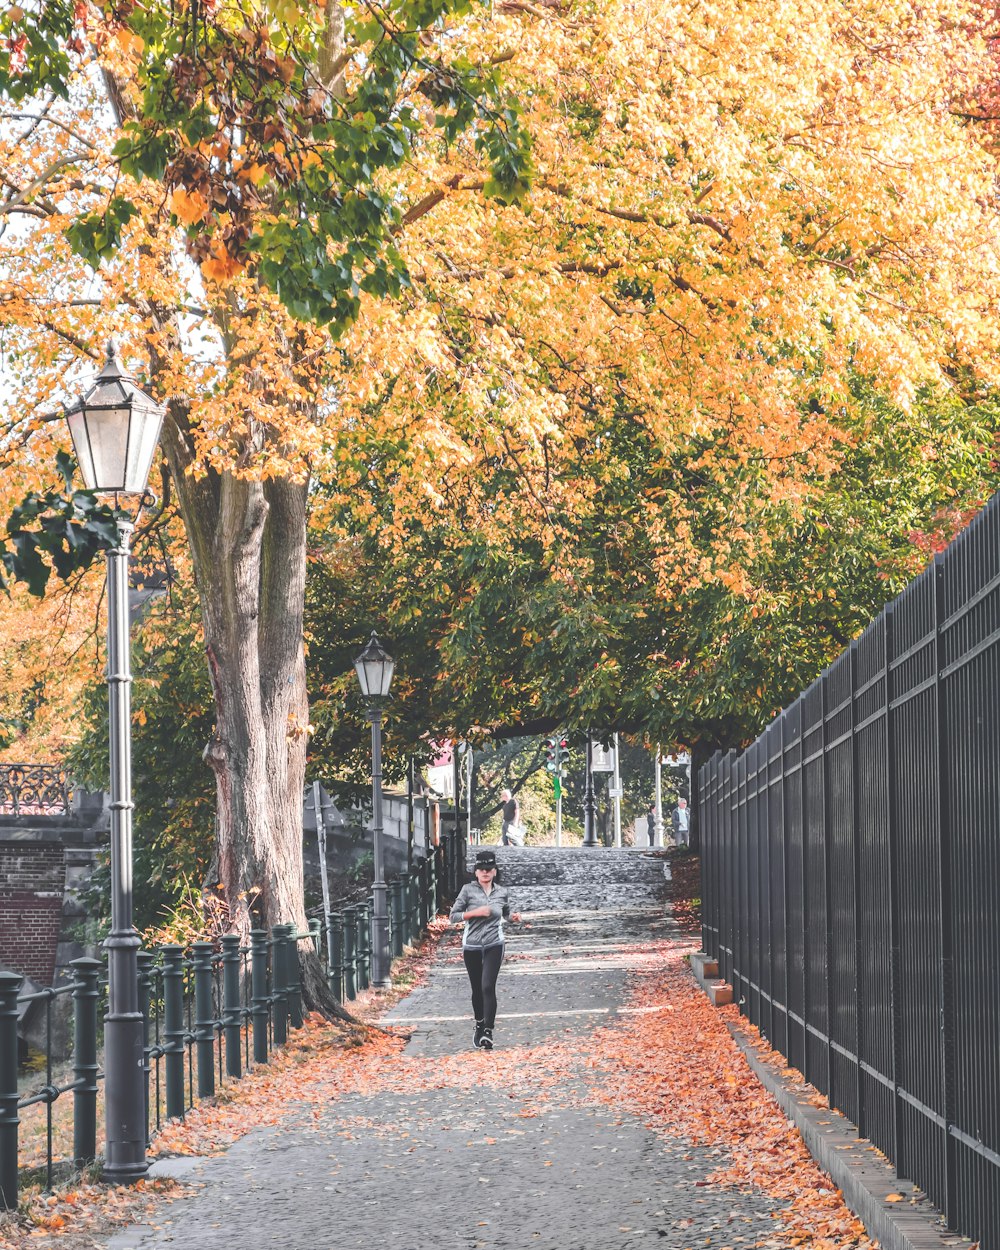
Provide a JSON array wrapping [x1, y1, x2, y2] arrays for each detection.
[[672, 797, 690, 846], [500, 787, 521, 846], [449, 849, 521, 1050], [647, 805, 658, 848]]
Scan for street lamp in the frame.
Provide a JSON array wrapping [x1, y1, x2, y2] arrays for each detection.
[[353, 631, 394, 988], [583, 735, 598, 847], [65, 341, 165, 1184]]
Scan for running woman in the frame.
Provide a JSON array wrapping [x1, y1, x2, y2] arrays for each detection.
[[449, 849, 521, 1050]]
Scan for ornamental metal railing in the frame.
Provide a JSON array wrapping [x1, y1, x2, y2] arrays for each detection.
[[0, 829, 464, 1211], [699, 491, 1000, 1250], [0, 765, 70, 817]]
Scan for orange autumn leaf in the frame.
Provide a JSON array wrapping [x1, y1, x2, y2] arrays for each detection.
[[235, 160, 270, 187], [169, 186, 210, 226], [200, 247, 244, 282]]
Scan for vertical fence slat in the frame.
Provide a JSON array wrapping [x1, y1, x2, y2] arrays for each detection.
[[885, 604, 904, 1170], [342, 909, 357, 1001], [934, 556, 957, 1226], [286, 927, 304, 1030], [272, 926, 290, 1047], [192, 942, 215, 1101], [850, 640, 865, 1137], [328, 912, 344, 1003]]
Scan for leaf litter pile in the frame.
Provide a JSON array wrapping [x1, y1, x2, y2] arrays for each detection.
[[2, 911, 874, 1249]]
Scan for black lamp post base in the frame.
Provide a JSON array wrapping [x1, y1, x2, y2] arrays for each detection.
[[101, 1013, 148, 1184], [371, 883, 392, 989]]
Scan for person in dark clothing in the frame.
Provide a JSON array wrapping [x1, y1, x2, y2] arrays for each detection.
[[500, 787, 520, 846], [449, 849, 521, 1049]]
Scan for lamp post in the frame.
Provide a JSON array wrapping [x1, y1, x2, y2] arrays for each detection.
[[65, 341, 165, 1183], [583, 735, 598, 847], [353, 631, 394, 988], [611, 732, 622, 848]]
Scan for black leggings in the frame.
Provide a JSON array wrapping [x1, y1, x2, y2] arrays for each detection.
[[463, 944, 505, 1029]]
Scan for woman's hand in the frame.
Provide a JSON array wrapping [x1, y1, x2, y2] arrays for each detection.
[[511, 912, 522, 923]]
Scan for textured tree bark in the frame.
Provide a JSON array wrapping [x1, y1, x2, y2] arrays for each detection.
[[157, 417, 348, 1017]]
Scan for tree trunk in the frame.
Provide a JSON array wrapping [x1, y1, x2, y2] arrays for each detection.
[[158, 419, 348, 1017], [123, 0, 362, 1022]]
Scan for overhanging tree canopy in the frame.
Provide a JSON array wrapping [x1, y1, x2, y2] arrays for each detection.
[[2, 0, 1000, 974]]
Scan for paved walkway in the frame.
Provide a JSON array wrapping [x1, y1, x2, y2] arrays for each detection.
[[100, 850, 801, 1250]]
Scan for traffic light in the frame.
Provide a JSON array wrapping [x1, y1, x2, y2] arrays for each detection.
[[544, 736, 569, 772]]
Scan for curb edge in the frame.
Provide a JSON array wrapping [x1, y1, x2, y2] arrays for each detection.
[[689, 962, 974, 1250]]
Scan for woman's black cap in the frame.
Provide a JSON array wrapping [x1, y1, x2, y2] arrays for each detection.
[[475, 850, 498, 870]]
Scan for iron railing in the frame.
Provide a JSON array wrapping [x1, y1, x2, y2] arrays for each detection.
[[0, 926, 305, 1210], [0, 765, 70, 816], [323, 838, 452, 1002], [1, 830, 464, 1210], [699, 492, 1000, 1250]]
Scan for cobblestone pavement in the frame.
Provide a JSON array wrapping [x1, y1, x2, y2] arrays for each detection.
[[101, 850, 791, 1250]]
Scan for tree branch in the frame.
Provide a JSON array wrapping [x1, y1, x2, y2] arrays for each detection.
[[497, 0, 562, 16], [394, 175, 482, 231], [36, 319, 99, 358], [10, 112, 98, 149], [1, 153, 91, 214]]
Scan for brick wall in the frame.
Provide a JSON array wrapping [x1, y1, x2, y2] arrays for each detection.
[[0, 893, 62, 984], [0, 839, 65, 985]]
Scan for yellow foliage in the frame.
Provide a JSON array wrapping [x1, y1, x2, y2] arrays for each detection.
[[2, 0, 1000, 742], [170, 187, 210, 226], [200, 245, 245, 281]]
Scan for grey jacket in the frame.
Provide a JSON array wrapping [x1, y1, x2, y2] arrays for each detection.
[[449, 881, 512, 948]]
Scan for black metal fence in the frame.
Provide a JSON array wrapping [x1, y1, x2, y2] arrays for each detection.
[[699, 494, 1000, 1250], [1, 830, 465, 1210]]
